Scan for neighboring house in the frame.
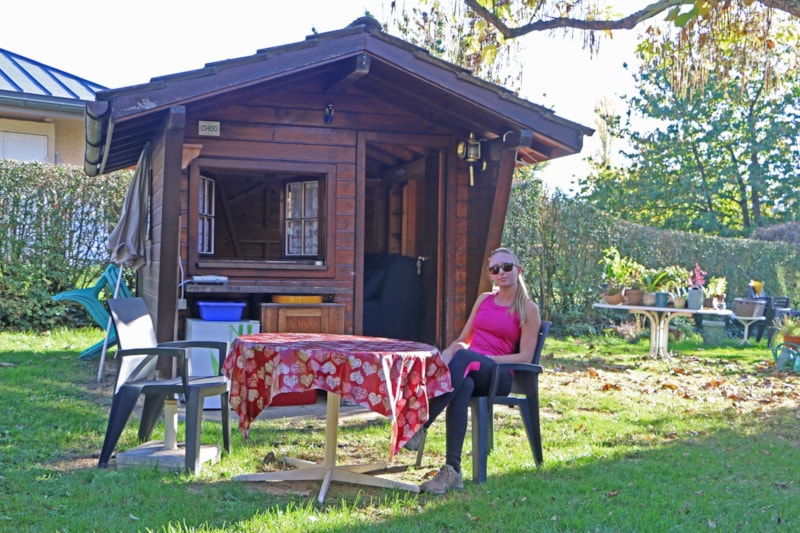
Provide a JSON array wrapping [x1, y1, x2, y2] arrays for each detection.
[[84, 17, 593, 347], [0, 47, 106, 165]]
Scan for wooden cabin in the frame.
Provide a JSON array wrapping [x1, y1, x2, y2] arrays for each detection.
[[84, 18, 591, 348]]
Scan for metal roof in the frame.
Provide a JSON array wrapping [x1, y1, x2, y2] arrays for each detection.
[[0, 47, 107, 100]]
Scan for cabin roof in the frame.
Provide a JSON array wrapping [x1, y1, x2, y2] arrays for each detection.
[[84, 19, 592, 176]]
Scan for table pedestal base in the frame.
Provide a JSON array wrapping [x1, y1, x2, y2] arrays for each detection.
[[734, 316, 765, 346], [233, 392, 419, 503]]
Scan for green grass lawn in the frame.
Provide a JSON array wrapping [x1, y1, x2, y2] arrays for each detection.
[[1, 327, 798, 532]]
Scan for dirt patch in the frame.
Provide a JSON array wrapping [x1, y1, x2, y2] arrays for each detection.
[[50, 454, 101, 472]]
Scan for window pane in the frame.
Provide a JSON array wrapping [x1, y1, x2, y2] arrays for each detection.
[[304, 181, 318, 217], [304, 220, 318, 255], [287, 182, 302, 218], [286, 220, 303, 255]]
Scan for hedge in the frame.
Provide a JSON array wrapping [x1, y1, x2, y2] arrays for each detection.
[[0, 161, 131, 330]]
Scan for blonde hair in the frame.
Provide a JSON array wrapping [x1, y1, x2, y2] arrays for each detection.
[[489, 247, 532, 325]]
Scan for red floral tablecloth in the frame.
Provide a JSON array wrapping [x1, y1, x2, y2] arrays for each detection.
[[222, 332, 452, 456]]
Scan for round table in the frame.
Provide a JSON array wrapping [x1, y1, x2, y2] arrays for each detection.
[[222, 332, 452, 502]]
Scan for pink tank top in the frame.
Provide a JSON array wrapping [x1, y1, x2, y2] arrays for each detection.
[[468, 293, 521, 356]]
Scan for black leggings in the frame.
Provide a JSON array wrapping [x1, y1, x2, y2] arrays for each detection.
[[424, 349, 512, 473]]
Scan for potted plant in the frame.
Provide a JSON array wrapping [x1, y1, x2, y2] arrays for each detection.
[[687, 263, 706, 310], [672, 287, 688, 309], [663, 265, 690, 308], [599, 247, 634, 304], [642, 268, 670, 306], [706, 276, 727, 310], [774, 314, 800, 345], [623, 263, 646, 305]]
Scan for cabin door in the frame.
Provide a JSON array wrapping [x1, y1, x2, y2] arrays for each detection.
[[362, 143, 444, 346]]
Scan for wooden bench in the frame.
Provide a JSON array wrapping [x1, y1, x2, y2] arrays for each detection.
[[52, 264, 133, 359]]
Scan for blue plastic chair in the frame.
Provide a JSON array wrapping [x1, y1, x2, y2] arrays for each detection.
[[52, 264, 133, 359]]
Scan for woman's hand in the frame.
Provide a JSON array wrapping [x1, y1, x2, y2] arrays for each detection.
[[441, 342, 468, 365]]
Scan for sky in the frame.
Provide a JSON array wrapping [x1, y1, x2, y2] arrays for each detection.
[[4, 0, 643, 193]]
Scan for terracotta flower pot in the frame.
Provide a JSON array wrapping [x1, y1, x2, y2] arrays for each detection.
[[624, 288, 644, 305], [783, 335, 800, 346], [602, 292, 624, 305]]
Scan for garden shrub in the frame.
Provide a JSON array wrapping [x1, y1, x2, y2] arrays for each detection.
[[0, 161, 131, 331]]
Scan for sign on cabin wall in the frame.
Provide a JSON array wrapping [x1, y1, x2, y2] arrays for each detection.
[[198, 121, 220, 137]]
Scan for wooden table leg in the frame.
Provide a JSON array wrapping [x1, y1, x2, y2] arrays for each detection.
[[234, 392, 420, 503]]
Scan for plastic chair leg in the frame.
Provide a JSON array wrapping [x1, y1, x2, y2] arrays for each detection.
[[98, 387, 141, 466], [470, 396, 490, 484], [184, 388, 205, 475], [220, 391, 231, 455], [413, 433, 426, 468], [138, 393, 168, 442], [184, 386, 231, 474], [519, 389, 543, 466]]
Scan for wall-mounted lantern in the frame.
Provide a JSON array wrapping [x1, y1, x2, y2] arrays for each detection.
[[457, 132, 484, 186]]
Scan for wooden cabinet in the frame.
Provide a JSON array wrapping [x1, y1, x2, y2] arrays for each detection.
[[260, 303, 345, 334]]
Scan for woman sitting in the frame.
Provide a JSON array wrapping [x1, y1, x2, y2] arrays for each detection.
[[406, 247, 541, 494]]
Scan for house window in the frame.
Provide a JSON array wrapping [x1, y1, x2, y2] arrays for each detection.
[[0, 132, 47, 162], [198, 174, 215, 254], [285, 180, 319, 256]]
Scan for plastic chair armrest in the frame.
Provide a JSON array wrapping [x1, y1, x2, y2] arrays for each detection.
[[116, 347, 189, 389], [487, 362, 543, 403]]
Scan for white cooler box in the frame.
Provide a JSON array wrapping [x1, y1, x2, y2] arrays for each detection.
[[185, 318, 260, 408]]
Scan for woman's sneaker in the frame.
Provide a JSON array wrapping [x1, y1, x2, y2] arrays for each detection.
[[419, 464, 464, 494], [403, 426, 427, 451]]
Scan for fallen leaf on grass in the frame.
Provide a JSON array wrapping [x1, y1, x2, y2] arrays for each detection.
[[664, 432, 678, 439], [607, 490, 620, 498], [466, 513, 480, 522], [588, 367, 599, 378], [602, 382, 621, 391], [774, 481, 787, 489]]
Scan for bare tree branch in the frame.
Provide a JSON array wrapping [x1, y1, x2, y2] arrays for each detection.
[[464, 0, 800, 39]]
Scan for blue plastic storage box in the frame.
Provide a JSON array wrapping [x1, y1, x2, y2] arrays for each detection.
[[196, 301, 246, 321]]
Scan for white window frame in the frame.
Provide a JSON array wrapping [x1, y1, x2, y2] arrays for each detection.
[[198, 174, 215, 254], [284, 179, 319, 257]]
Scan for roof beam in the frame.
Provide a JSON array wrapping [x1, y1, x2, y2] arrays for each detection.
[[323, 54, 371, 93]]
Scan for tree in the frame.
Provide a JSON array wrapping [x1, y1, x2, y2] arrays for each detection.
[[386, 0, 523, 89], [454, 1, 800, 94], [578, 23, 800, 235], [465, 0, 800, 37]]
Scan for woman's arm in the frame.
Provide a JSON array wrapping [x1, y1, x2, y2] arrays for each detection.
[[441, 292, 492, 363]]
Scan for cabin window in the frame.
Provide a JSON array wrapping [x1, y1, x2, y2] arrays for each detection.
[[192, 167, 326, 265], [198, 174, 215, 254]]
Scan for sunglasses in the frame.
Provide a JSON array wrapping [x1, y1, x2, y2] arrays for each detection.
[[488, 262, 516, 275]]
